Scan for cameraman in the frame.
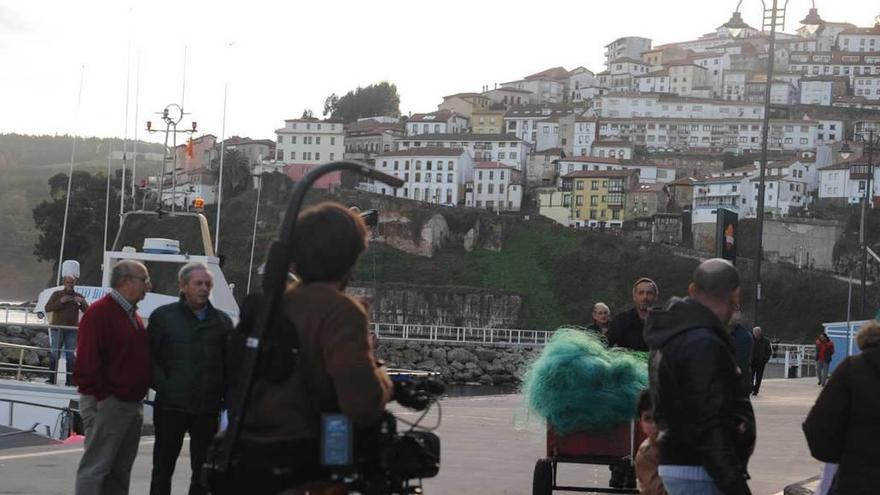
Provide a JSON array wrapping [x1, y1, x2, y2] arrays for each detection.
[[228, 202, 393, 493]]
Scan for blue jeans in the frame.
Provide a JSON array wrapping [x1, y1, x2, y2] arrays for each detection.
[[662, 477, 724, 495], [817, 361, 830, 385], [49, 328, 77, 384]]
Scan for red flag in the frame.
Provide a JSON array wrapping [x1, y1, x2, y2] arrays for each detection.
[[185, 138, 195, 160]]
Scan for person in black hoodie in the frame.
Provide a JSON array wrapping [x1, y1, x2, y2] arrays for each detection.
[[607, 278, 659, 351], [644, 259, 755, 495], [803, 320, 880, 493]]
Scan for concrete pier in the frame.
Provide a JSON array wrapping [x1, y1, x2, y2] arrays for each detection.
[[0, 378, 824, 494]]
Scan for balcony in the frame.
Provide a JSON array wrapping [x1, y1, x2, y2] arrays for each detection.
[[607, 193, 625, 206]]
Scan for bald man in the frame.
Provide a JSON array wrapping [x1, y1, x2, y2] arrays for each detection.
[[644, 259, 755, 495]]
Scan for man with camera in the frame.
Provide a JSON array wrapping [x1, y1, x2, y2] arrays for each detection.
[[225, 202, 393, 494]]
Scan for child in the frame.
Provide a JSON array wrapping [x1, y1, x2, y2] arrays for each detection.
[[635, 389, 666, 495]]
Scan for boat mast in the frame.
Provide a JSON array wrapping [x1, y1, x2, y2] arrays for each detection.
[[56, 65, 85, 286], [131, 56, 140, 207], [120, 40, 132, 217]]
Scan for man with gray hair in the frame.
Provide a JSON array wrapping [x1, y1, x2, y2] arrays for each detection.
[[586, 302, 611, 335], [74, 260, 152, 495], [148, 262, 233, 495]]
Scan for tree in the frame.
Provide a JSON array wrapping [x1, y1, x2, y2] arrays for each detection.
[[213, 149, 251, 200], [325, 82, 401, 123], [323, 93, 339, 117], [301, 109, 314, 119], [32, 171, 121, 266]]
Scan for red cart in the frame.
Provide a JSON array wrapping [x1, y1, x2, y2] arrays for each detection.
[[532, 421, 647, 495]]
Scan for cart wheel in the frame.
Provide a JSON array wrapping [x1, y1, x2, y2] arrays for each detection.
[[532, 458, 553, 495]]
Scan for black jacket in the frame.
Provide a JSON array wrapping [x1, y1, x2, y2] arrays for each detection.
[[803, 346, 880, 494], [644, 297, 755, 495], [149, 298, 233, 414], [607, 308, 648, 351], [751, 336, 772, 367]]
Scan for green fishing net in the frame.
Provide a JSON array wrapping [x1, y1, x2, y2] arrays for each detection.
[[522, 328, 649, 435]]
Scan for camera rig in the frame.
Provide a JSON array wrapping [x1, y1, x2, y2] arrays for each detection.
[[205, 161, 443, 494]]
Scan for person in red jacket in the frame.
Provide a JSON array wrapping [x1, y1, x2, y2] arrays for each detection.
[[74, 260, 152, 495], [815, 333, 835, 386]]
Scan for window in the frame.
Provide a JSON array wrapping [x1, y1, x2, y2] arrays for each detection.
[[591, 180, 599, 190], [590, 195, 599, 206], [488, 184, 494, 194], [289, 151, 296, 160], [315, 152, 320, 160], [477, 183, 482, 193], [589, 210, 597, 220], [416, 160, 422, 170], [576, 180, 584, 190], [291, 136, 297, 144], [278, 136, 283, 143], [330, 137, 335, 145], [448, 161, 454, 170], [576, 196, 584, 206], [447, 173, 453, 183]]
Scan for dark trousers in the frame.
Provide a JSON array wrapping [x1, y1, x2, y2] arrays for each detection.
[[751, 363, 767, 394], [150, 409, 218, 495]]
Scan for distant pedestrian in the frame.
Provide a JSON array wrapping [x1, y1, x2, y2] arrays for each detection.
[[635, 390, 666, 495], [74, 260, 152, 495], [645, 259, 754, 495], [44, 275, 89, 385], [608, 278, 658, 351], [731, 323, 754, 395], [750, 327, 772, 397], [148, 262, 233, 495], [803, 320, 880, 493], [815, 333, 835, 386], [586, 302, 611, 336]]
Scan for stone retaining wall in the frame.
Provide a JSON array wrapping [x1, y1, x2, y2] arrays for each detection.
[[0, 325, 52, 368]]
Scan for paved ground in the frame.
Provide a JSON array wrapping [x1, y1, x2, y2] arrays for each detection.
[[0, 378, 824, 495]]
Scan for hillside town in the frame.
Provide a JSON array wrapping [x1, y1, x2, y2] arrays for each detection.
[[152, 8, 880, 272]]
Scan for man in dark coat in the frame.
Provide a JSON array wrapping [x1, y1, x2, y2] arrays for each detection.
[[732, 323, 754, 395], [750, 327, 772, 396], [586, 302, 611, 335], [148, 262, 233, 495], [645, 259, 755, 495], [607, 278, 658, 351], [804, 320, 880, 493]]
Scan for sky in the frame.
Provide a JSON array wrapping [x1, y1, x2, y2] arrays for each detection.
[[0, 0, 878, 144]]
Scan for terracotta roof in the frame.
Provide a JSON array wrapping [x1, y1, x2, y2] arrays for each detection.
[[695, 175, 748, 184], [689, 51, 725, 59], [485, 87, 533, 94], [396, 133, 521, 142], [635, 69, 670, 78], [609, 57, 647, 65], [375, 147, 465, 157], [558, 156, 622, 165], [474, 161, 517, 170], [524, 67, 570, 80], [563, 170, 638, 179], [839, 25, 880, 35], [819, 160, 865, 171], [443, 92, 487, 100], [535, 147, 565, 155]]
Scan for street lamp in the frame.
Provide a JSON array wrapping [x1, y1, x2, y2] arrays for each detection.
[[723, 1, 824, 326], [839, 128, 879, 319]]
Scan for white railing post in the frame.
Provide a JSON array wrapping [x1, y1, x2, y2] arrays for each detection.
[[784, 350, 791, 378]]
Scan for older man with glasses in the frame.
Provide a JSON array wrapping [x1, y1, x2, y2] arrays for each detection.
[[74, 260, 152, 495]]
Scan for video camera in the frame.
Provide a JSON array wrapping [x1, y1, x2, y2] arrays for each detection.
[[204, 161, 443, 495], [323, 371, 444, 494]]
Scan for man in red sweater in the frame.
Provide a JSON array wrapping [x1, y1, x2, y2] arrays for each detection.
[[74, 260, 152, 495]]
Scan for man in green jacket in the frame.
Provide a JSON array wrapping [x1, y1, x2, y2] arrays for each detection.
[[148, 262, 233, 495]]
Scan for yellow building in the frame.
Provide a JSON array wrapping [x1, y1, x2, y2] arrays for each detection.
[[470, 109, 507, 134], [438, 93, 491, 118], [563, 169, 639, 228]]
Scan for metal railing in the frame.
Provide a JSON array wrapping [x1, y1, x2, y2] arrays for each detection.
[[0, 341, 54, 380], [372, 323, 552, 347], [1, 398, 78, 439], [0, 304, 47, 326]]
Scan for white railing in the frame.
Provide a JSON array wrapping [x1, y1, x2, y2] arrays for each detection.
[[372, 322, 552, 347], [0, 305, 47, 326]]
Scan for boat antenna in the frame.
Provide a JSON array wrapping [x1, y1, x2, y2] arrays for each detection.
[[245, 160, 263, 294], [215, 82, 228, 251], [131, 55, 140, 207], [120, 39, 132, 217], [56, 65, 85, 286], [103, 144, 113, 252]]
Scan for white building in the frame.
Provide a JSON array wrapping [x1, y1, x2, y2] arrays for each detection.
[[275, 118, 345, 164], [854, 75, 880, 100], [372, 147, 474, 205], [722, 70, 749, 101], [592, 141, 633, 160], [789, 51, 880, 86], [499, 79, 564, 105], [595, 93, 765, 120], [691, 51, 731, 97], [818, 161, 880, 205], [482, 87, 532, 107], [556, 156, 675, 184], [536, 117, 561, 152], [744, 79, 799, 105], [799, 78, 836, 105], [537, 188, 572, 226], [464, 162, 523, 211], [406, 110, 469, 136], [604, 37, 652, 67], [836, 24, 880, 53], [573, 117, 598, 156], [504, 106, 574, 147], [394, 133, 528, 170], [691, 175, 749, 225], [636, 70, 672, 93], [742, 174, 809, 217], [569, 67, 602, 102]]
